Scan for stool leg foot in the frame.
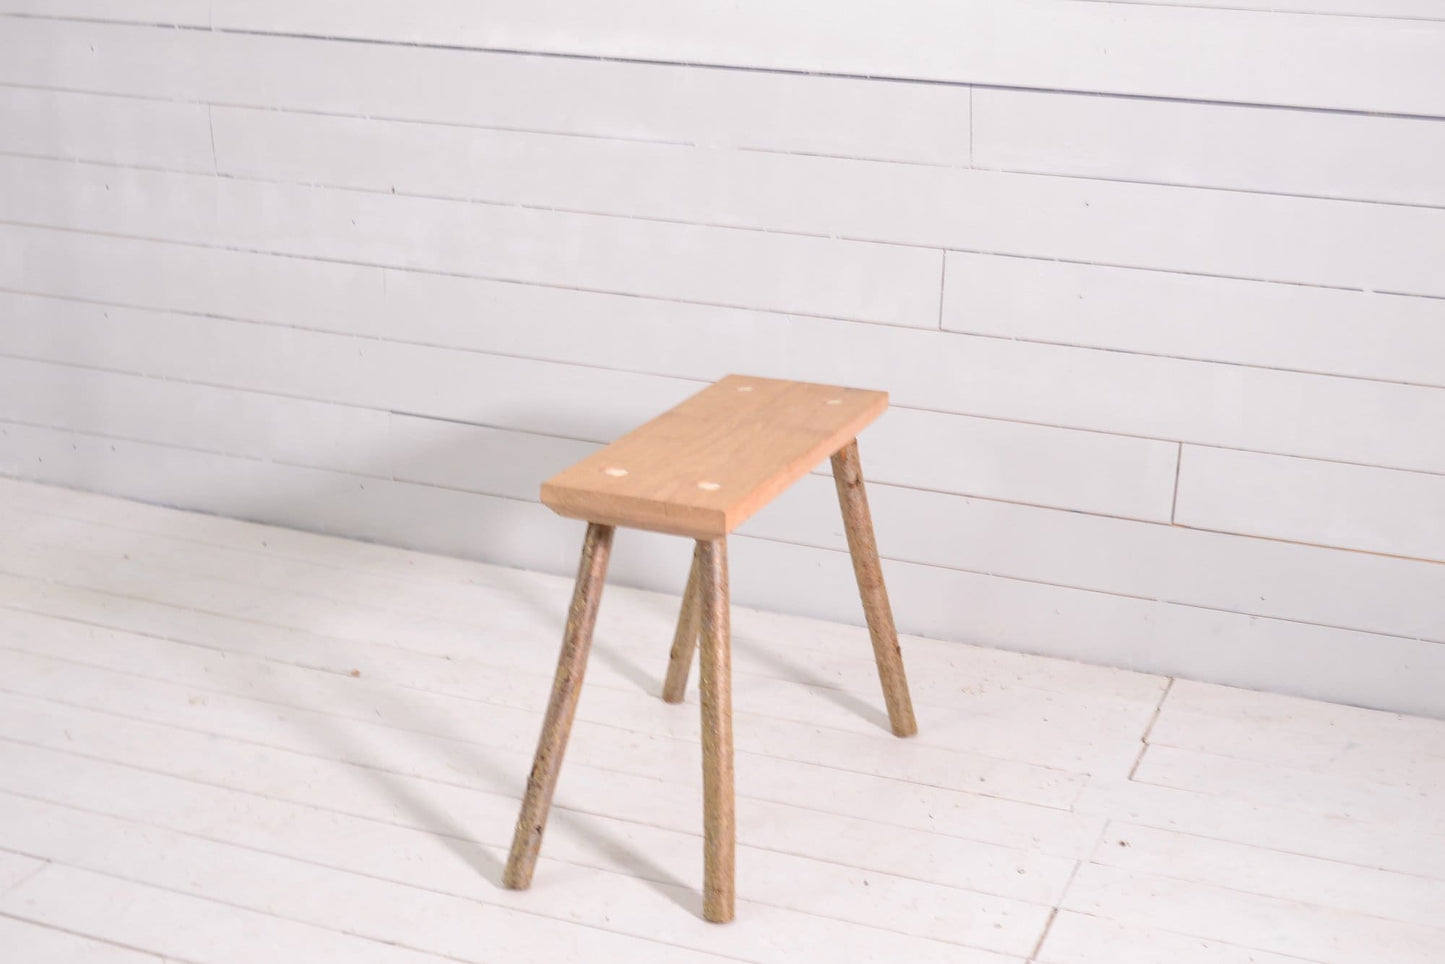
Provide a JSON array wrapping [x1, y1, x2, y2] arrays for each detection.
[[503, 522, 615, 890], [831, 440, 918, 738], [697, 537, 735, 923], [662, 542, 704, 703]]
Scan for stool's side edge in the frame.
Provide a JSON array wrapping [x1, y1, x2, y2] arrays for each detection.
[[540, 481, 729, 540]]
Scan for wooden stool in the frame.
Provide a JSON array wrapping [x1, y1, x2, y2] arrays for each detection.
[[501, 374, 917, 923]]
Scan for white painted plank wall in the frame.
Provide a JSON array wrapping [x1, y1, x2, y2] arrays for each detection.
[[1, 4, 1443, 717]]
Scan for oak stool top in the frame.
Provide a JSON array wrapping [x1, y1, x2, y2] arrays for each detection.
[[541, 374, 888, 538]]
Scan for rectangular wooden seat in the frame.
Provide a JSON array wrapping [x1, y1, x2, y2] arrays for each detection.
[[541, 374, 888, 538]]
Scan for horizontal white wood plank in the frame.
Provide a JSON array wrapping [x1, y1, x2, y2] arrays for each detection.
[[207, 106, 1445, 296], [1036, 912, 1308, 964], [942, 252, 1445, 387], [1144, 683, 1445, 792], [0, 18, 971, 164], [0, 156, 942, 328], [873, 327, 1445, 479], [973, 87, 1445, 206], [1096, 822, 1445, 928], [1, 863, 460, 964], [0, 1, 209, 25], [7, 262, 1445, 480], [747, 471, 1445, 644], [0, 226, 389, 334], [771, 406, 1171, 522], [5, 428, 1445, 717], [1175, 445, 1445, 561], [0, 85, 213, 172], [1135, 744, 1445, 835], [387, 414, 594, 496], [0, 915, 165, 964], [0, 356, 396, 477], [1152, 679, 1445, 768], [0, 19, 222, 105], [204, 0, 1445, 117], [0, 352, 1180, 522], [7, 4, 1442, 117], [1075, 776, 1445, 882], [874, 539, 1445, 720], [1088, 0, 1445, 21], [1141, 694, 1445, 832], [1062, 862, 1445, 964]]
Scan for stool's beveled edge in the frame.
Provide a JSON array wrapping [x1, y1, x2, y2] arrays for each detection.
[[540, 482, 731, 539], [539, 374, 889, 538]]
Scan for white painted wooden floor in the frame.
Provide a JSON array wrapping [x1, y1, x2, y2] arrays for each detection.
[[0, 478, 1441, 964]]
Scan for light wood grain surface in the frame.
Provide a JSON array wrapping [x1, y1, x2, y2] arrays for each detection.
[[541, 375, 888, 538]]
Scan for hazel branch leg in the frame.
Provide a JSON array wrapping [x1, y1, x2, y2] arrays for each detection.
[[697, 537, 735, 923], [830, 439, 918, 738], [502, 522, 615, 889], [662, 542, 705, 704]]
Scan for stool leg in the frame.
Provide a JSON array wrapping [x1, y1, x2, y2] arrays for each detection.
[[697, 537, 735, 923], [831, 440, 918, 738], [503, 521, 615, 890], [662, 542, 704, 703]]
